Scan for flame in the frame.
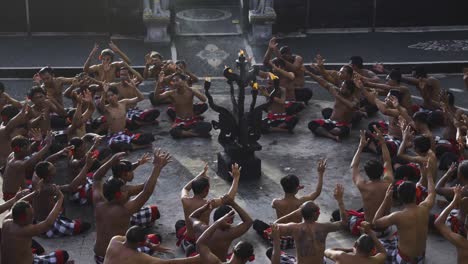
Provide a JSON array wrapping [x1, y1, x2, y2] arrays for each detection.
[[251, 82, 259, 90], [239, 50, 245, 56], [228, 69, 233, 73], [205, 77, 211, 82], [268, 72, 279, 80]]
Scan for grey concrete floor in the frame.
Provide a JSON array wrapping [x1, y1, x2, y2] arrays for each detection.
[[0, 76, 464, 263]]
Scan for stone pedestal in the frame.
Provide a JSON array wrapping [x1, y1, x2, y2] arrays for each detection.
[[217, 151, 262, 181], [143, 0, 171, 43], [248, 9, 276, 42]]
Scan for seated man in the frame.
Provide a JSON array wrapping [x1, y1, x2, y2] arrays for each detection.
[[274, 184, 348, 264], [258, 81, 298, 133], [264, 38, 313, 105], [99, 85, 154, 152], [333, 129, 393, 237], [27, 86, 66, 134], [0, 101, 28, 172], [104, 226, 200, 264], [2, 133, 52, 201], [93, 150, 171, 264], [189, 195, 253, 260], [84, 42, 134, 83], [373, 159, 436, 264], [196, 210, 255, 264], [434, 185, 468, 264], [155, 73, 211, 139], [178, 163, 240, 256], [306, 71, 359, 141], [143, 51, 164, 80], [1, 188, 73, 264], [254, 159, 325, 249], [324, 221, 387, 264]]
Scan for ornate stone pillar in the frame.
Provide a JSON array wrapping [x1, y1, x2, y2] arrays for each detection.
[[248, 0, 276, 42], [143, 0, 171, 43]]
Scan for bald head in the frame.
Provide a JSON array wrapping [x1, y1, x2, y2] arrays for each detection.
[[301, 201, 320, 221]]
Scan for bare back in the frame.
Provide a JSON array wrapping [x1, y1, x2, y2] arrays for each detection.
[[292, 222, 334, 264], [3, 156, 27, 194], [182, 197, 209, 238], [273, 197, 302, 222], [358, 181, 392, 222], [1, 220, 34, 264], [394, 205, 430, 258]]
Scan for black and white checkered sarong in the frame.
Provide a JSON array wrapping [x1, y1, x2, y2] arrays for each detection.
[[33, 250, 68, 264], [45, 214, 80, 238], [130, 205, 159, 227]]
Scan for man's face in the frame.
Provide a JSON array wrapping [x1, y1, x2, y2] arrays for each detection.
[[339, 67, 350, 81], [31, 92, 46, 105], [107, 91, 118, 104], [121, 171, 134, 182], [172, 76, 185, 90], [282, 52, 293, 62], [40, 73, 53, 85], [101, 55, 112, 65], [120, 69, 129, 81]]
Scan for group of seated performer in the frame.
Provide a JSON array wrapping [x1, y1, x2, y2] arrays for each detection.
[[1, 36, 468, 264]]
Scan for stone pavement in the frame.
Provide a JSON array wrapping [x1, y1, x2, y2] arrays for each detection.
[[0, 77, 462, 263]]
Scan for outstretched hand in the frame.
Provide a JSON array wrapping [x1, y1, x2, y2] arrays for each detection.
[[152, 149, 172, 168], [229, 163, 241, 180], [317, 159, 327, 175], [359, 130, 370, 150], [333, 184, 344, 202]]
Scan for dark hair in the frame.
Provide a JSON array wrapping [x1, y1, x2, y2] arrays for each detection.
[[233, 241, 254, 261], [271, 58, 286, 68], [171, 72, 188, 81], [413, 136, 431, 153], [412, 66, 427, 78], [459, 160, 468, 180], [119, 66, 129, 72], [175, 60, 186, 67], [397, 181, 416, 204], [192, 177, 210, 195], [1, 105, 20, 122], [69, 137, 83, 150], [343, 80, 356, 94], [12, 201, 31, 222], [446, 91, 455, 106], [301, 201, 319, 221], [101, 49, 115, 60], [213, 205, 232, 222], [388, 89, 403, 103], [126, 226, 147, 244], [342, 65, 354, 76], [356, 234, 375, 255], [11, 135, 29, 149], [279, 46, 291, 55], [388, 69, 402, 83], [349, 56, 364, 69], [35, 161, 52, 179], [28, 86, 46, 98], [108, 86, 119, 95], [364, 160, 383, 180], [38, 66, 54, 75], [413, 112, 428, 125], [280, 174, 300, 193], [0, 82, 4, 92], [394, 164, 420, 182], [103, 177, 125, 201], [112, 160, 133, 178]]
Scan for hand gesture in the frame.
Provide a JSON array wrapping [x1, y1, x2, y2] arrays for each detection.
[[317, 158, 327, 174], [21, 98, 30, 114], [29, 128, 43, 142], [229, 163, 241, 180], [452, 185, 463, 206], [60, 145, 74, 157], [270, 223, 280, 240], [85, 150, 97, 167], [388, 95, 399, 108], [359, 130, 370, 149], [268, 37, 278, 50], [82, 89, 93, 103], [33, 73, 42, 84], [221, 194, 234, 205], [372, 63, 385, 73], [447, 162, 458, 175], [385, 184, 393, 199], [217, 209, 235, 225], [92, 43, 99, 54], [109, 41, 119, 52], [158, 72, 165, 84], [199, 162, 209, 178], [359, 221, 372, 234], [372, 125, 385, 143], [315, 54, 325, 67], [152, 149, 172, 168], [52, 185, 64, 201], [112, 152, 127, 164], [144, 53, 152, 65], [102, 82, 110, 92], [398, 115, 407, 131], [333, 184, 344, 202], [44, 131, 53, 146], [14, 189, 31, 201], [138, 152, 151, 166], [402, 125, 414, 142]]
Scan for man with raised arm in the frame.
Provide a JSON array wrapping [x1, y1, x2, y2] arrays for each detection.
[[324, 221, 387, 264], [1, 187, 73, 264], [93, 149, 171, 264], [104, 226, 200, 264], [434, 185, 468, 264], [189, 194, 253, 260], [177, 163, 240, 256], [373, 159, 436, 264], [84, 42, 133, 83], [196, 210, 255, 264], [273, 184, 348, 264], [305, 70, 359, 141]]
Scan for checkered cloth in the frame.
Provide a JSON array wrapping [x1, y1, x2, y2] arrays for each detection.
[[33, 250, 68, 264], [137, 233, 161, 255], [130, 205, 160, 227], [108, 131, 134, 146], [94, 255, 104, 264], [264, 227, 295, 250], [70, 173, 94, 205], [446, 209, 467, 236], [380, 234, 425, 264], [126, 107, 144, 120], [278, 252, 297, 264], [45, 214, 82, 238]]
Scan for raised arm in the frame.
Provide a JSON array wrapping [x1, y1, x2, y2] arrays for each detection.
[[351, 131, 368, 186], [332, 184, 348, 230], [222, 196, 253, 239], [25, 132, 53, 167], [0, 189, 31, 214], [374, 126, 394, 182], [436, 163, 457, 200], [4, 99, 28, 134], [263, 38, 278, 66], [190, 87, 207, 102], [419, 158, 436, 209], [434, 185, 468, 249], [109, 41, 131, 64], [63, 147, 98, 192], [373, 185, 397, 229], [84, 43, 99, 73], [181, 162, 208, 199], [397, 126, 422, 163], [360, 221, 387, 262], [154, 72, 173, 101], [299, 159, 325, 203], [92, 152, 126, 202], [125, 150, 171, 214]]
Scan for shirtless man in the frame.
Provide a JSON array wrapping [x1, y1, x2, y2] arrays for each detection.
[[404, 66, 441, 111], [349, 56, 380, 82], [99, 85, 154, 151], [144, 51, 164, 80], [264, 38, 313, 104], [253, 159, 325, 250], [373, 159, 436, 264], [0, 100, 28, 171], [35, 66, 74, 113], [84, 42, 134, 83], [434, 185, 468, 264], [0, 82, 22, 111], [178, 163, 240, 256], [2, 133, 52, 201], [306, 71, 359, 141], [27, 86, 66, 133], [274, 184, 348, 264], [1, 188, 72, 264], [93, 150, 171, 264], [189, 195, 252, 260], [104, 226, 200, 264], [324, 221, 386, 264], [341, 129, 393, 237], [155, 73, 212, 138], [197, 210, 254, 264], [258, 79, 298, 133]]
